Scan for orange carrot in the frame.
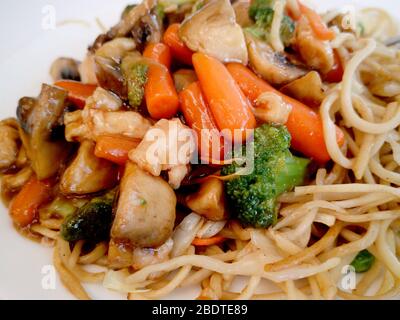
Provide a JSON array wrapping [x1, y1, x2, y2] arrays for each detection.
[[95, 135, 140, 165], [143, 44, 180, 120], [226, 63, 344, 163], [10, 177, 52, 227], [192, 53, 256, 142], [180, 82, 223, 160], [54, 80, 97, 109], [298, 1, 335, 41], [192, 235, 226, 246], [163, 23, 194, 65], [324, 50, 344, 83], [143, 43, 172, 69]]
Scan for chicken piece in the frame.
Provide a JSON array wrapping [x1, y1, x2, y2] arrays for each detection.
[[64, 108, 152, 142], [281, 71, 326, 108], [180, 0, 248, 64], [64, 110, 90, 142], [111, 162, 176, 248], [85, 87, 122, 111], [295, 17, 334, 74], [168, 165, 190, 190], [79, 54, 98, 84], [246, 32, 307, 86], [108, 239, 134, 269], [129, 118, 195, 187], [186, 177, 228, 221], [132, 238, 173, 270], [255, 92, 292, 124], [0, 119, 20, 170], [60, 140, 118, 195], [87, 109, 151, 140]]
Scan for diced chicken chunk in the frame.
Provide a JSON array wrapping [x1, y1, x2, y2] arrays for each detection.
[[129, 118, 195, 188], [0, 120, 20, 170], [111, 162, 176, 248]]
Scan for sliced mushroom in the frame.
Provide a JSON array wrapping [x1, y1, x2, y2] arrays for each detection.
[[186, 177, 228, 221], [281, 71, 326, 107], [60, 140, 118, 195], [50, 57, 81, 82], [233, 0, 252, 28], [107, 0, 157, 38], [246, 31, 307, 86], [94, 38, 136, 98], [111, 162, 176, 248], [295, 17, 334, 74], [17, 84, 71, 180], [180, 0, 248, 64], [0, 119, 20, 170]]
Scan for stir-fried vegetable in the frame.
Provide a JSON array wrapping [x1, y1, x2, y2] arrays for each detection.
[[143, 43, 180, 119], [221, 124, 309, 228], [298, 1, 335, 41], [121, 53, 149, 110], [163, 23, 194, 65], [143, 42, 172, 69], [351, 250, 375, 273], [179, 81, 222, 159], [226, 63, 344, 163], [61, 190, 116, 243], [17, 84, 71, 180], [192, 53, 256, 142], [247, 0, 295, 47], [54, 81, 97, 109], [95, 135, 140, 165], [10, 177, 52, 227]]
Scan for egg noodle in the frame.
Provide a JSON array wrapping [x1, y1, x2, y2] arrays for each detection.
[[3, 2, 400, 300]]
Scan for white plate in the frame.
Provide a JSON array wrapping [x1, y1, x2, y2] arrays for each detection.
[[0, 0, 398, 300]]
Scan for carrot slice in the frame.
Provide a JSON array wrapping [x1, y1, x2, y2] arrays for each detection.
[[192, 235, 226, 246], [298, 1, 335, 41], [10, 177, 52, 227], [143, 43, 172, 69], [226, 63, 344, 163], [143, 43, 180, 120], [54, 80, 97, 109], [95, 135, 140, 165], [163, 23, 194, 65], [192, 53, 256, 142]]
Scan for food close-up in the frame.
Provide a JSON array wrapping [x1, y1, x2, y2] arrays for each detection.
[[1, 0, 400, 300]]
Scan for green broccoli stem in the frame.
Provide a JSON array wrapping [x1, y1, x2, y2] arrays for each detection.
[[275, 155, 310, 195]]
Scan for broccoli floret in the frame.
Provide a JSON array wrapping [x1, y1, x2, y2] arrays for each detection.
[[221, 124, 309, 228], [351, 250, 375, 273], [121, 56, 149, 110], [60, 191, 116, 243], [247, 0, 295, 47]]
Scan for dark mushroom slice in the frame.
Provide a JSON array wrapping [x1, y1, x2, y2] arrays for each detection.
[[245, 31, 307, 86], [17, 84, 72, 180], [50, 57, 81, 82]]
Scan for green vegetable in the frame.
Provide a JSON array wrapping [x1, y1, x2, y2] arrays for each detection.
[[351, 250, 375, 273], [221, 124, 310, 228], [246, 0, 295, 47], [60, 191, 116, 243], [40, 197, 77, 220], [121, 55, 149, 110]]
